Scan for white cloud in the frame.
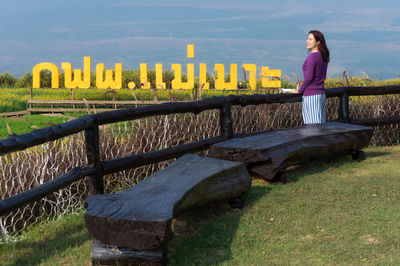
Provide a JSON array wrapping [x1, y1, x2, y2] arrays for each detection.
[[112, 1, 320, 20], [303, 7, 400, 33], [2, 1, 400, 79], [258, 1, 321, 19], [112, 2, 282, 12], [91, 16, 251, 27], [280, 54, 305, 64], [45, 26, 76, 34], [342, 7, 400, 17], [327, 63, 346, 77], [75, 36, 304, 52], [359, 42, 400, 52], [199, 27, 248, 33], [306, 20, 400, 34], [0, 55, 13, 63]]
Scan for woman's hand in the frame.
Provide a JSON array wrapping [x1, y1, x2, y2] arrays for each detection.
[[293, 89, 299, 93]]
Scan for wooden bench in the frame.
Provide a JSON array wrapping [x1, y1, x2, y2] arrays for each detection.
[[84, 122, 373, 264], [84, 154, 251, 265], [208, 122, 373, 181]]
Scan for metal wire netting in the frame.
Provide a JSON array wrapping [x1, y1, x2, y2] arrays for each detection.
[[98, 110, 220, 192], [1, 95, 399, 242], [0, 133, 88, 242], [350, 94, 400, 145]]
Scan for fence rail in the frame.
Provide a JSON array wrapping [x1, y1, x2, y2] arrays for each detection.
[[27, 99, 171, 114], [1, 85, 400, 218]]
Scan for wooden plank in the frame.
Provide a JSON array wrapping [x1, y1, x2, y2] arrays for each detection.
[[326, 85, 400, 97], [28, 100, 171, 105], [348, 86, 400, 96], [93, 94, 301, 126], [85, 154, 251, 251], [350, 116, 400, 126], [27, 108, 119, 113], [94, 98, 226, 125], [208, 122, 373, 180], [0, 111, 29, 117]]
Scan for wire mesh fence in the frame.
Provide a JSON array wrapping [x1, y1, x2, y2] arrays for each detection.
[[350, 94, 400, 145], [1, 94, 399, 242], [0, 133, 89, 242], [98, 110, 220, 192]]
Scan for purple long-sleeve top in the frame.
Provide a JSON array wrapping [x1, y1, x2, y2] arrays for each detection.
[[298, 51, 328, 96]]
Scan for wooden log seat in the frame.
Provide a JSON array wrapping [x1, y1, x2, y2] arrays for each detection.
[[85, 154, 251, 264], [208, 122, 373, 181]]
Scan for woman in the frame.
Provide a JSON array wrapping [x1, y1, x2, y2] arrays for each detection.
[[294, 30, 329, 124]]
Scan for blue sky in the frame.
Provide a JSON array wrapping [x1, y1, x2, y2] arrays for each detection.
[[1, 0, 400, 80]]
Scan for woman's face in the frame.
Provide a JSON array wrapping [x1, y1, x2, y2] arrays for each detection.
[[306, 33, 320, 51]]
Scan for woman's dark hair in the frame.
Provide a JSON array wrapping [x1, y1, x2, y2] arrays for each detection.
[[309, 30, 330, 63]]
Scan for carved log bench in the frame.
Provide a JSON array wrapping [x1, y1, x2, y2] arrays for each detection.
[[208, 122, 373, 182], [85, 154, 251, 265]]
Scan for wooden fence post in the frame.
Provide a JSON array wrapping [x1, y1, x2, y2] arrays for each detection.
[[220, 103, 233, 138], [71, 89, 75, 109], [28, 87, 33, 115], [113, 92, 117, 109], [85, 124, 104, 195], [339, 92, 350, 123]]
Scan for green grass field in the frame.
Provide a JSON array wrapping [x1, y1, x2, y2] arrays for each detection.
[[0, 114, 74, 139], [0, 75, 399, 113], [1, 145, 399, 265], [0, 87, 274, 113]]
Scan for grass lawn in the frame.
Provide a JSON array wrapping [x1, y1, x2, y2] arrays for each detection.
[[1, 145, 400, 265], [0, 114, 74, 139]]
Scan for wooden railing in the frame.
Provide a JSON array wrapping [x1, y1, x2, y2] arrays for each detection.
[[1, 85, 400, 216], [27, 99, 171, 114], [28, 87, 167, 114]]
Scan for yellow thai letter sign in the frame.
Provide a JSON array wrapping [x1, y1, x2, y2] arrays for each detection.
[[32, 44, 281, 89]]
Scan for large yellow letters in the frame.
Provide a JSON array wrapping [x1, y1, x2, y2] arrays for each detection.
[[187, 44, 194, 58], [32, 63, 59, 88], [171, 64, 181, 89], [31, 45, 282, 89], [242, 64, 257, 90], [182, 64, 194, 90], [155, 64, 166, 89], [96, 63, 122, 89], [199, 63, 209, 90], [140, 63, 150, 89], [170, 64, 194, 90], [62, 56, 91, 89], [214, 64, 237, 90], [261, 67, 282, 88]]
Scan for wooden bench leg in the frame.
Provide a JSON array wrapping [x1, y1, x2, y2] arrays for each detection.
[[229, 197, 244, 209], [272, 170, 288, 184], [352, 150, 365, 161], [92, 239, 167, 266]]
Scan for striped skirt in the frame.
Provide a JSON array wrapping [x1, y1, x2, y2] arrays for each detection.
[[302, 94, 326, 124]]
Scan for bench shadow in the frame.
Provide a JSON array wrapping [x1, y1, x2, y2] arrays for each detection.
[[168, 185, 271, 265], [7, 217, 90, 266], [363, 151, 391, 158], [283, 150, 391, 184], [168, 148, 392, 264]]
